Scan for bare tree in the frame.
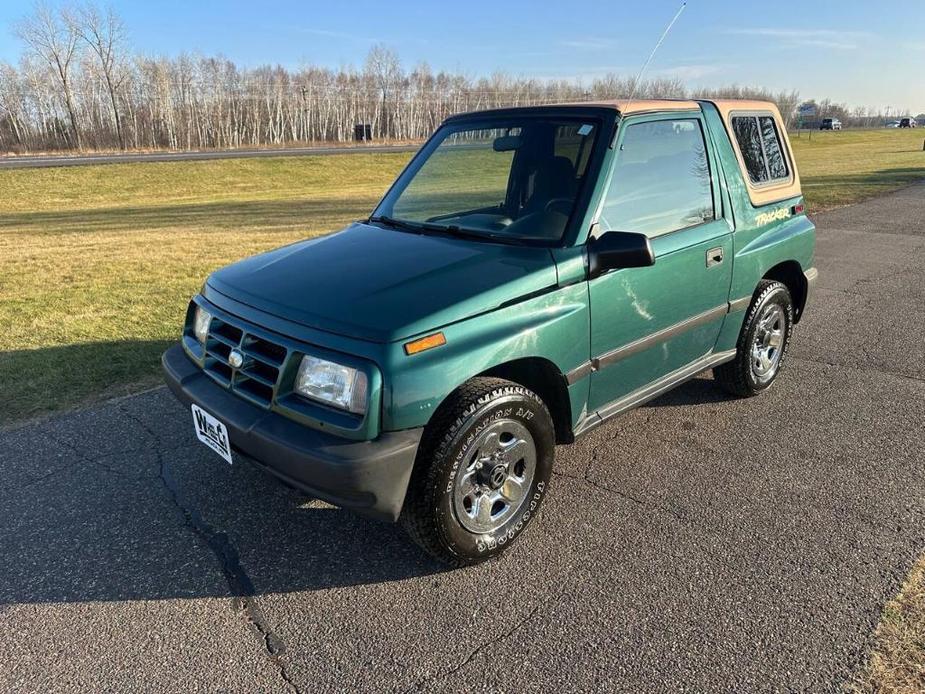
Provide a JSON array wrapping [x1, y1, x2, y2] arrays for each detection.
[[16, 2, 83, 149], [364, 44, 401, 139], [70, 2, 127, 149], [0, 18, 903, 155], [0, 62, 29, 148]]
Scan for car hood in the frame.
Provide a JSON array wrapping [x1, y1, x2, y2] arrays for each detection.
[[206, 222, 559, 343]]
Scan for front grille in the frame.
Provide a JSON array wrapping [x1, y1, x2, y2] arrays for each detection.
[[203, 314, 288, 409]]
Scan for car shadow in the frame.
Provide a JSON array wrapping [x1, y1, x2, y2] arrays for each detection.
[[0, 336, 747, 608], [0, 344, 446, 607], [643, 374, 736, 408]]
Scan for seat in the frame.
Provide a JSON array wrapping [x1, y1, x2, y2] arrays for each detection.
[[524, 156, 577, 214]]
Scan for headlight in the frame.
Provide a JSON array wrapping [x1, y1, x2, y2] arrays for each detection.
[[295, 355, 368, 415], [193, 306, 212, 344]]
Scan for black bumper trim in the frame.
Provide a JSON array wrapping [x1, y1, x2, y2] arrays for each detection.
[[162, 344, 422, 522]]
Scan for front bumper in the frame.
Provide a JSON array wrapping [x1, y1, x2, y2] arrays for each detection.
[[162, 344, 422, 522]]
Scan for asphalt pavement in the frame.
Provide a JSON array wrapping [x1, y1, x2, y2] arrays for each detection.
[[1, 185, 923, 692], [0, 144, 419, 169]]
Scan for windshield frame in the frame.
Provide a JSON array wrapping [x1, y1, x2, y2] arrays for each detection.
[[371, 109, 615, 248]]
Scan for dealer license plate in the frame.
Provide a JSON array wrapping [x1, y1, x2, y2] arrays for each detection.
[[191, 404, 233, 464]]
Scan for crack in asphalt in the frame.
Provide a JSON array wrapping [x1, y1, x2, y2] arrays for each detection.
[[790, 355, 925, 384], [44, 432, 152, 482], [121, 408, 301, 694], [402, 602, 545, 693], [553, 448, 686, 522], [6, 467, 64, 492], [400, 450, 621, 692]]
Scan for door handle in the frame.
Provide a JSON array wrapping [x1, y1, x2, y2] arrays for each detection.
[[706, 247, 724, 268]]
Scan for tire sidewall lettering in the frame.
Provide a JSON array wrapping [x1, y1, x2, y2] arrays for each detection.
[[746, 286, 794, 390], [438, 393, 551, 559]]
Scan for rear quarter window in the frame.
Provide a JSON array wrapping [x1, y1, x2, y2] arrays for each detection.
[[731, 114, 790, 185]]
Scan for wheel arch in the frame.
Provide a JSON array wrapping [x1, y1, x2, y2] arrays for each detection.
[[478, 357, 575, 445], [763, 260, 808, 322]]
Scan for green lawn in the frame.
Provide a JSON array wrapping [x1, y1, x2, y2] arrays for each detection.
[[1, 128, 923, 425], [790, 129, 925, 208]]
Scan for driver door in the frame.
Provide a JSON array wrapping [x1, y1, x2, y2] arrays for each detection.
[[587, 112, 733, 412]]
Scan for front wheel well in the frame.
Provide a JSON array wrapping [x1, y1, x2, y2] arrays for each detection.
[[479, 358, 574, 444], [763, 261, 808, 322]]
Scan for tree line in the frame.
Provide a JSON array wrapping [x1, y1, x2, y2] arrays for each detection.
[[0, 3, 909, 154]]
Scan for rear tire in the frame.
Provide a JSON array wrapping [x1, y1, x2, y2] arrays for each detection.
[[714, 280, 794, 397], [400, 377, 555, 566]]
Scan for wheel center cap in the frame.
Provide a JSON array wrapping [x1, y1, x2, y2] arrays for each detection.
[[486, 464, 507, 490]]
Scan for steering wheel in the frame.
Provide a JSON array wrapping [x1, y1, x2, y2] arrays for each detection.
[[544, 198, 573, 215]]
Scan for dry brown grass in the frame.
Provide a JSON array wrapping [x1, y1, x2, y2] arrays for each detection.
[[853, 556, 925, 693]]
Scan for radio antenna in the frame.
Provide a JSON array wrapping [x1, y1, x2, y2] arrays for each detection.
[[628, 1, 688, 101]]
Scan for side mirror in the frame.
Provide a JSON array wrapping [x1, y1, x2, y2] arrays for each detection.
[[587, 231, 655, 279]]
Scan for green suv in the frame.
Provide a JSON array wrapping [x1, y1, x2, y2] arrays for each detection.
[[163, 99, 817, 565]]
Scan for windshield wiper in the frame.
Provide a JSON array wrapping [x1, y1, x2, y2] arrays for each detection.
[[420, 222, 531, 246], [371, 215, 533, 246], [368, 215, 425, 234]]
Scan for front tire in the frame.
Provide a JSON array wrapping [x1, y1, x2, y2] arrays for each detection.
[[400, 377, 555, 566], [714, 280, 794, 397]]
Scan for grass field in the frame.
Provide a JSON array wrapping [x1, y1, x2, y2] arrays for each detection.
[[789, 129, 925, 208], [1, 128, 923, 426]]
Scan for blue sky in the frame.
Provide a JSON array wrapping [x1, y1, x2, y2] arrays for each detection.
[[2, 0, 923, 113]]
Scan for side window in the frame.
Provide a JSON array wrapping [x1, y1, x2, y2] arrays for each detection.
[[732, 116, 767, 184], [599, 119, 714, 238], [759, 116, 789, 180], [731, 114, 790, 185]]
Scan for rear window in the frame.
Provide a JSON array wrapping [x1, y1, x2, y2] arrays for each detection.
[[731, 114, 790, 185]]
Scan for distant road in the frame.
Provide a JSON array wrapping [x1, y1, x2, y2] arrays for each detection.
[[0, 143, 420, 169]]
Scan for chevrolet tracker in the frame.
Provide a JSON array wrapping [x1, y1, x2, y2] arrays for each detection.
[[163, 99, 817, 565]]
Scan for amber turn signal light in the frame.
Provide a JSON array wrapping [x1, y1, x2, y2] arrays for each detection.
[[404, 332, 446, 355]]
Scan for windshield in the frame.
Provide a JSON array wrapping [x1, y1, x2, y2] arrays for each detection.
[[373, 118, 599, 244]]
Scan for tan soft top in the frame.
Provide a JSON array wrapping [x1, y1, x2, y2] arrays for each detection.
[[591, 99, 801, 207], [554, 98, 777, 115], [459, 99, 803, 207], [571, 99, 801, 206], [706, 100, 802, 207], [559, 99, 701, 114]]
